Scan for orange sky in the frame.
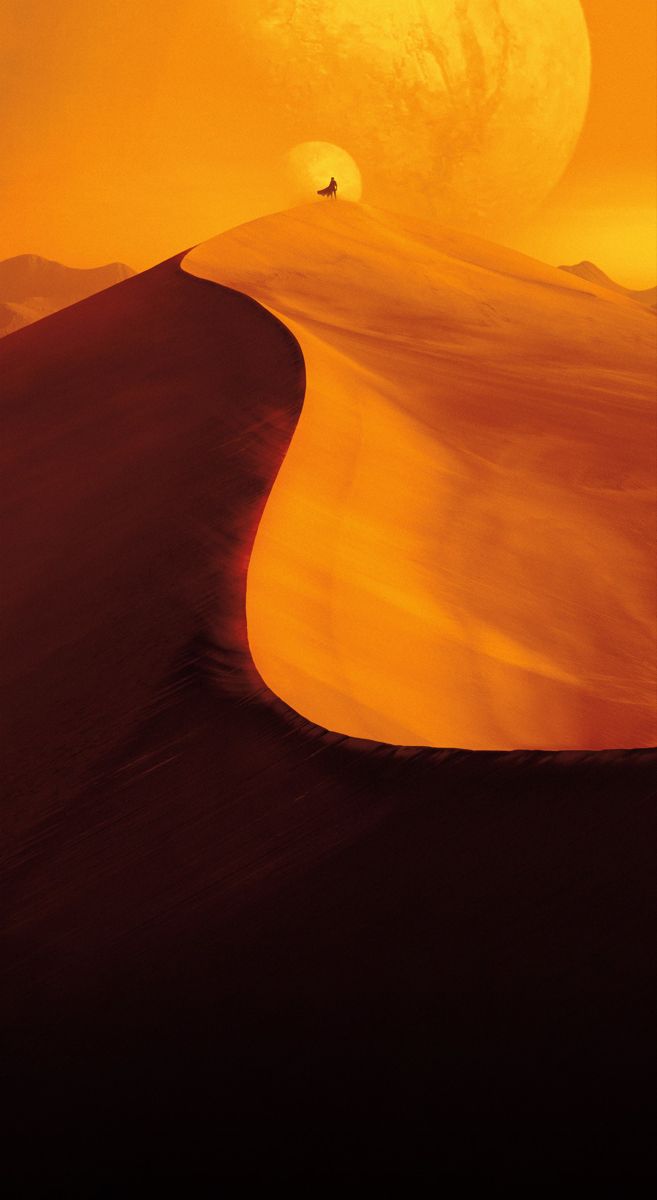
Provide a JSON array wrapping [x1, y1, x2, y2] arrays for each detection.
[[1, 1, 655, 284], [509, 0, 657, 285]]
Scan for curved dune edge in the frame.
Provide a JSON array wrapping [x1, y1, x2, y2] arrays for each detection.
[[183, 202, 657, 750], [4, 235, 657, 1184], [1, 254, 309, 818]]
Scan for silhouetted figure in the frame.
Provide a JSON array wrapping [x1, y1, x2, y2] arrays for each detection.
[[317, 176, 338, 200]]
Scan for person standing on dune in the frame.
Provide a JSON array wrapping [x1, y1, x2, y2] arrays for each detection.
[[317, 176, 338, 199]]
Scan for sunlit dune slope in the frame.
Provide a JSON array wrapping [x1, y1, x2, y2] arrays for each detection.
[[4, 221, 657, 1185], [183, 203, 657, 750]]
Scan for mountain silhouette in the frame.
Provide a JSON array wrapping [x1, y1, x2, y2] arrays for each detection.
[[559, 260, 656, 308], [0, 253, 134, 336]]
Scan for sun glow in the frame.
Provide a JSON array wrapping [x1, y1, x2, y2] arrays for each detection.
[[284, 143, 363, 204]]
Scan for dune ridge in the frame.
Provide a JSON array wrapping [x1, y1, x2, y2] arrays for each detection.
[[3, 241, 657, 1183], [183, 203, 657, 750]]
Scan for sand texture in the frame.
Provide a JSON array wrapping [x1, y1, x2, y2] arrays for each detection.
[[185, 203, 657, 748], [3, 227, 657, 1183]]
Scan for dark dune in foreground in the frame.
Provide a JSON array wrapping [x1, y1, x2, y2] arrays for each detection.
[[2, 258, 657, 1183]]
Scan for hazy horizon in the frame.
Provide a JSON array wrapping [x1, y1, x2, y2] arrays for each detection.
[[1, 0, 654, 286]]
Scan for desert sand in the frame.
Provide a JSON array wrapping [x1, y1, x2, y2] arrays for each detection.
[[184, 203, 657, 749], [3, 224, 657, 1184]]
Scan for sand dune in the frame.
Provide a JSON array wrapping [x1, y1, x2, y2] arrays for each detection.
[[3, 242, 657, 1183], [184, 203, 657, 750], [0, 253, 134, 336], [1, 255, 300, 823], [560, 259, 657, 308]]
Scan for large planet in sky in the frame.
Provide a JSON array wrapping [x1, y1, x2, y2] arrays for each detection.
[[231, 0, 591, 231]]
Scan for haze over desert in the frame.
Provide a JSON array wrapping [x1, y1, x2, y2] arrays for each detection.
[[0, 254, 134, 336]]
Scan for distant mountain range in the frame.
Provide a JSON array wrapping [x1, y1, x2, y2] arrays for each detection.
[[559, 260, 656, 309], [0, 254, 134, 336]]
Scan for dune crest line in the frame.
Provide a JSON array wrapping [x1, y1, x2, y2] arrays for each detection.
[[3, 225, 657, 1184], [183, 202, 657, 750], [1, 253, 306, 819]]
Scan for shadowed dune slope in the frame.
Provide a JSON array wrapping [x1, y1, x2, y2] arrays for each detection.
[[184, 203, 657, 750], [2, 248, 657, 1182], [1, 255, 301, 828]]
